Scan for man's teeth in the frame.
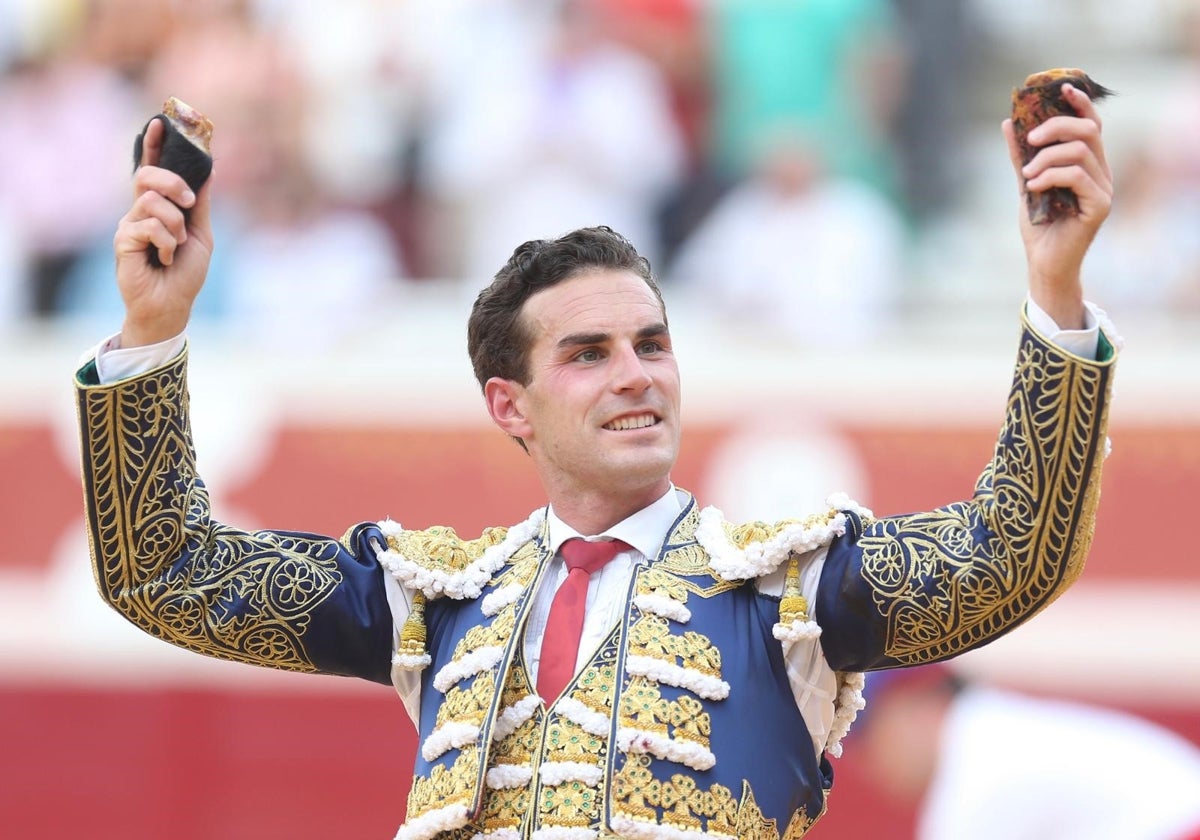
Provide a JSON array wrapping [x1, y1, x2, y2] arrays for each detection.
[[605, 414, 657, 431]]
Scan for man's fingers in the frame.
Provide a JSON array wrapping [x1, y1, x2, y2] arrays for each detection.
[[138, 117, 164, 168], [1021, 139, 1111, 194], [116, 217, 178, 265], [130, 190, 189, 244], [132, 165, 196, 209], [1025, 110, 1110, 182], [1063, 83, 1103, 131]]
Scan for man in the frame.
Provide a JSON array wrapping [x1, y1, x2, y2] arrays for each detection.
[[857, 666, 1200, 840], [77, 83, 1117, 839]]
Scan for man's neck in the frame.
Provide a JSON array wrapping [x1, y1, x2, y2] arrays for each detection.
[[547, 481, 673, 536]]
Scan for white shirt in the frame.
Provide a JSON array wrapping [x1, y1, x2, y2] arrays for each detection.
[[920, 687, 1200, 840]]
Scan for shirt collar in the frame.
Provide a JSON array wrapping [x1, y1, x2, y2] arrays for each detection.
[[546, 485, 684, 562]]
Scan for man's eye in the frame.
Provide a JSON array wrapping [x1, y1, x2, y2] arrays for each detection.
[[576, 349, 601, 362], [638, 341, 662, 354]]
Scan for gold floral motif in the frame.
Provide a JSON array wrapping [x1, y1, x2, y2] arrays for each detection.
[[618, 679, 671, 734], [635, 567, 690, 605], [435, 671, 497, 729], [387, 524, 510, 576], [617, 679, 711, 749], [627, 615, 724, 678], [406, 747, 481, 818], [476, 786, 530, 833], [540, 782, 598, 827], [487, 539, 543, 593], [856, 326, 1112, 663], [573, 661, 620, 714], [610, 754, 740, 836], [734, 785, 777, 840], [451, 607, 517, 660], [543, 718, 605, 764], [78, 354, 344, 672], [782, 802, 823, 839]]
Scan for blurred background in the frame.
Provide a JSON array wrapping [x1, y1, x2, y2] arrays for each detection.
[[1, 0, 1198, 837]]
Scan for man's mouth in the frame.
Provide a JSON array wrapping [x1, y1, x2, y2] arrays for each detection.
[[603, 413, 659, 431]]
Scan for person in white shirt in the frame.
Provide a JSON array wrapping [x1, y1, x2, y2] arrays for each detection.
[[76, 84, 1118, 840], [857, 665, 1200, 840]]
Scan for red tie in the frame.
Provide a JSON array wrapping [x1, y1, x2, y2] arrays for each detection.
[[537, 537, 629, 703]]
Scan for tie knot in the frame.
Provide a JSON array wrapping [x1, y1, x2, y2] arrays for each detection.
[[560, 537, 628, 575]]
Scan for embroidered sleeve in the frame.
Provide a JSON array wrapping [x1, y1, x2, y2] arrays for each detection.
[[75, 350, 394, 683], [817, 313, 1117, 670]]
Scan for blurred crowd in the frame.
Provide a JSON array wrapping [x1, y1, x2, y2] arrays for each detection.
[[1, 0, 1199, 343]]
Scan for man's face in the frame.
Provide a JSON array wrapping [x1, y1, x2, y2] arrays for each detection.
[[500, 269, 681, 505]]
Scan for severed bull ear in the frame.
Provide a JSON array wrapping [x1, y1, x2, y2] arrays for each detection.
[[1010, 68, 1113, 225], [132, 96, 214, 267]]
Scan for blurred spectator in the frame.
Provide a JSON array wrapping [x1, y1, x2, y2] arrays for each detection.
[[0, 1, 145, 319], [416, 0, 686, 283], [667, 129, 905, 346], [888, 0, 980, 223], [56, 4, 405, 345], [703, 0, 908, 208], [1084, 148, 1200, 313], [857, 665, 1200, 840]]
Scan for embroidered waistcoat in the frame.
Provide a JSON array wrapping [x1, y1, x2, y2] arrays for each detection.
[[389, 501, 843, 840]]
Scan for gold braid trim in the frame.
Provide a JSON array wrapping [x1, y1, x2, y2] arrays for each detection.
[[857, 318, 1115, 663], [76, 350, 342, 672]]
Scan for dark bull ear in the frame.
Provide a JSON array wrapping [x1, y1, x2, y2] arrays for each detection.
[[132, 102, 214, 268]]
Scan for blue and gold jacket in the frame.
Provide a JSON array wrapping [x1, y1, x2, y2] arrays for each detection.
[[75, 314, 1116, 839]]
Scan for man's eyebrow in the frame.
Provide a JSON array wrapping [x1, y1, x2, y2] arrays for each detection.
[[555, 323, 670, 351]]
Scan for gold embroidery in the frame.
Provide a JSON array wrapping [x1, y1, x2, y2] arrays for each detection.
[[452, 607, 517, 660], [406, 748, 481, 818], [610, 754, 740, 835], [387, 524, 511, 576], [617, 679, 712, 750], [857, 325, 1112, 662], [435, 671, 497, 729], [635, 567, 690, 605], [78, 354, 342, 672], [628, 615, 723, 677], [782, 802, 823, 839]]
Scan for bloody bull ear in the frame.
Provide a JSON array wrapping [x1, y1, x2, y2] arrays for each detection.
[[1011, 69, 1113, 225], [132, 96, 214, 268]]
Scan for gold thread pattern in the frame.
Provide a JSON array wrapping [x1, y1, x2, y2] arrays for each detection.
[[78, 352, 343, 672], [388, 525, 511, 577], [856, 324, 1113, 662]]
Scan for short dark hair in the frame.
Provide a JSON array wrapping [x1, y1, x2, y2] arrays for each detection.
[[467, 226, 666, 390]]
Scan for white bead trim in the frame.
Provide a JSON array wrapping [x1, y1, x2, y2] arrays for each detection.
[[538, 760, 604, 786], [432, 645, 504, 694], [393, 802, 471, 840], [616, 727, 715, 771], [626, 655, 730, 701], [633, 593, 692, 623], [555, 697, 612, 738], [485, 763, 534, 790], [420, 720, 481, 762], [376, 510, 545, 600], [491, 694, 541, 742]]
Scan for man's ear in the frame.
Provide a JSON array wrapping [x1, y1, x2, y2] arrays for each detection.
[[484, 377, 532, 441]]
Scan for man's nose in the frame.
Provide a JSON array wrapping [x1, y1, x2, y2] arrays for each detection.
[[611, 345, 653, 392]]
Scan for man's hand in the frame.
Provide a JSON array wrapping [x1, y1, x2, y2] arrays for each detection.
[[114, 117, 214, 348], [1003, 82, 1112, 330]]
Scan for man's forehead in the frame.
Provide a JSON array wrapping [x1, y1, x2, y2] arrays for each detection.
[[521, 270, 667, 333]]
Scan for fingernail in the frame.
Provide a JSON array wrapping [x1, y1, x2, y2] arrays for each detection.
[[182, 189, 196, 205]]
